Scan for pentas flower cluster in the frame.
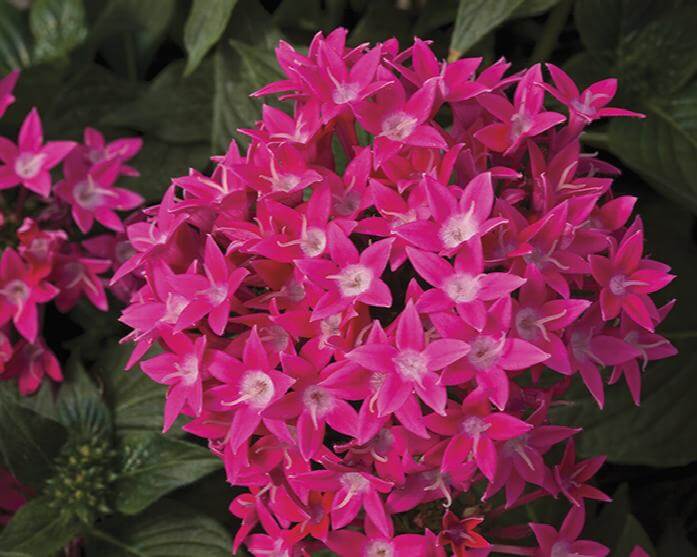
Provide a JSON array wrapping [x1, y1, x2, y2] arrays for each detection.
[[0, 70, 143, 395], [117, 30, 674, 556]]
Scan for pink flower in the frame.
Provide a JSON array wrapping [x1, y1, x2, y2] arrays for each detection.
[[0, 468, 29, 525], [347, 300, 469, 416], [173, 235, 249, 334], [55, 158, 143, 233], [0, 108, 75, 197], [397, 173, 506, 254], [530, 504, 609, 557], [207, 327, 294, 451], [427, 388, 532, 480], [437, 511, 489, 557], [475, 65, 565, 154], [0, 248, 58, 343], [590, 226, 674, 331], [140, 332, 208, 431], [4, 338, 62, 396], [78, 127, 142, 176], [50, 249, 111, 312], [0, 70, 19, 119]]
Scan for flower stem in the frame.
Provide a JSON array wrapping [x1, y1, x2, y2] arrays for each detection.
[[529, 0, 573, 64]]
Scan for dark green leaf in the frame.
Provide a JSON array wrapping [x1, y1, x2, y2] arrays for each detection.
[[88, 0, 176, 76], [0, 496, 80, 556], [0, 3, 32, 72], [101, 59, 214, 144], [614, 515, 655, 556], [183, 0, 238, 76], [0, 385, 67, 487], [56, 357, 112, 438], [349, 0, 412, 45], [129, 137, 211, 201], [449, 0, 524, 59], [657, 521, 697, 556], [413, 0, 457, 36], [608, 82, 697, 214], [273, 0, 346, 33], [113, 432, 221, 515], [94, 342, 168, 433], [85, 500, 232, 557], [512, 0, 561, 18], [29, 0, 87, 64]]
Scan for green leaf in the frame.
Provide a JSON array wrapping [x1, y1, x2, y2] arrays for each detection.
[[0, 496, 80, 556], [183, 0, 238, 76], [113, 432, 221, 515], [0, 3, 32, 72], [94, 342, 168, 433], [512, 0, 561, 18], [413, 0, 457, 36], [128, 137, 211, 201], [273, 0, 346, 33], [575, 0, 697, 96], [449, 0, 524, 59], [29, 0, 87, 64], [614, 515, 655, 556], [88, 0, 176, 76], [0, 385, 67, 487], [101, 59, 214, 144], [56, 357, 112, 439], [85, 500, 232, 557], [608, 82, 697, 214], [657, 521, 697, 557], [349, 0, 412, 45]]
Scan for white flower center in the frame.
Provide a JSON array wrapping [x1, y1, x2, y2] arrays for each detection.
[[439, 210, 477, 249], [332, 82, 360, 104], [333, 264, 373, 297], [239, 370, 275, 409], [443, 273, 480, 303], [1, 279, 30, 306], [381, 111, 417, 141], [74, 178, 104, 209], [14, 152, 45, 179], [510, 112, 532, 141], [461, 416, 490, 437], [302, 385, 335, 425], [174, 354, 199, 386], [365, 540, 394, 557], [300, 227, 326, 257], [467, 335, 504, 370], [163, 293, 189, 324], [393, 348, 428, 383], [609, 274, 628, 296], [515, 307, 540, 341], [206, 284, 228, 305], [340, 472, 370, 494], [271, 173, 301, 192]]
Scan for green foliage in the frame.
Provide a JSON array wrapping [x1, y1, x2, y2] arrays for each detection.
[[1, 0, 696, 552], [84, 501, 232, 557], [113, 433, 220, 515]]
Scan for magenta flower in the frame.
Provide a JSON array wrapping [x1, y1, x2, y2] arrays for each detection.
[[427, 388, 532, 480], [590, 227, 674, 331], [173, 235, 249, 334], [354, 78, 446, 167], [4, 338, 62, 396], [328, 528, 426, 557], [50, 250, 111, 312], [292, 465, 393, 537], [141, 331, 208, 431], [0, 248, 58, 343], [297, 227, 393, 321], [551, 440, 611, 507], [530, 504, 609, 557], [0, 108, 75, 197], [207, 327, 294, 451], [397, 173, 506, 254], [475, 65, 565, 154], [54, 158, 143, 233], [347, 300, 469, 416], [79, 127, 142, 176], [0, 70, 19, 119], [408, 240, 525, 330]]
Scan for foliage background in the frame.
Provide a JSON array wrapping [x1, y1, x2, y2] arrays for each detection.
[[0, 0, 696, 555]]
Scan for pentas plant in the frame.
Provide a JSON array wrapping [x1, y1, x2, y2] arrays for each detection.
[[0, 70, 144, 396], [116, 30, 675, 556]]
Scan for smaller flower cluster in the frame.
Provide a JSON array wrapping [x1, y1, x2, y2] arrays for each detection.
[[117, 30, 674, 557], [0, 70, 143, 395]]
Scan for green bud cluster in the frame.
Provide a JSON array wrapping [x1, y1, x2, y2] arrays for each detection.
[[44, 436, 117, 524]]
